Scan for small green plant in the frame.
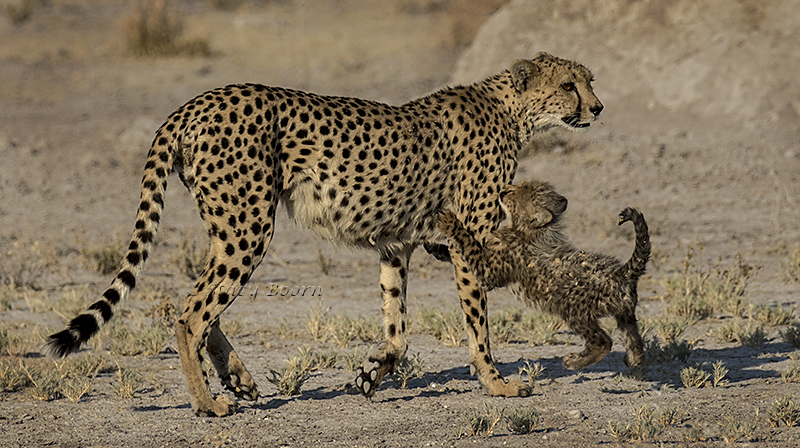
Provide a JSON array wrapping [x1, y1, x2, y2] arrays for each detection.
[[296, 345, 337, 371], [517, 308, 564, 345], [86, 243, 124, 275], [518, 360, 545, 386], [55, 354, 108, 379], [22, 363, 62, 401], [740, 324, 767, 348], [608, 404, 672, 444], [652, 316, 692, 343], [712, 360, 729, 387], [607, 421, 634, 444], [781, 322, 800, 347], [719, 416, 756, 443], [113, 366, 144, 399], [505, 407, 542, 434], [782, 352, 800, 383], [683, 425, 706, 442], [393, 353, 425, 389], [661, 247, 755, 321], [416, 306, 464, 347], [4, 0, 35, 25], [655, 407, 681, 428], [751, 304, 794, 327], [221, 318, 245, 339], [0, 240, 52, 289], [717, 319, 767, 348], [266, 358, 311, 396], [489, 308, 523, 345], [463, 403, 504, 436], [172, 234, 208, 280], [644, 336, 692, 364], [305, 299, 330, 342], [143, 290, 179, 329], [0, 328, 32, 357], [265, 346, 339, 396], [783, 245, 800, 283], [326, 313, 360, 348], [317, 248, 333, 275], [0, 358, 33, 392], [139, 324, 172, 355], [768, 395, 800, 427], [60, 376, 94, 403], [52, 288, 92, 323], [339, 346, 366, 372], [124, 0, 210, 57], [0, 285, 17, 311], [680, 363, 711, 388], [105, 320, 142, 356]]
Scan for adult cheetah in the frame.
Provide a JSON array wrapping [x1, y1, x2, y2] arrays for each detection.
[[47, 52, 603, 416], [437, 181, 650, 370]]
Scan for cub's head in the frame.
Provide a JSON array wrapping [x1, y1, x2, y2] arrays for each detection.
[[499, 181, 567, 235], [510, 52, 603, 140]]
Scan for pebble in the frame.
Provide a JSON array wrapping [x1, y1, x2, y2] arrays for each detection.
[[567, 410, 585, 420]]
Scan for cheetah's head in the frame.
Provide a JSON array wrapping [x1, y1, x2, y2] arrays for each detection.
[[499, 181, 568, 235], [511, 52, 603, 139]]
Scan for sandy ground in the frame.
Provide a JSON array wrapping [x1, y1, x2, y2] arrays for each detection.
[[1, 0, 799, 446]]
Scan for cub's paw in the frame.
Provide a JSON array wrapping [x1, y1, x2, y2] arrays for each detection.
[[436, 210, 459, 235], [623, 349, 645, 368]]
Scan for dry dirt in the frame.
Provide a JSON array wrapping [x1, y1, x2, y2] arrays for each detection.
[[1, 0, 799, 446]]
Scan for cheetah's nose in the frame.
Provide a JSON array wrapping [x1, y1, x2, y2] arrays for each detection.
[[590, 103, 604, 118]]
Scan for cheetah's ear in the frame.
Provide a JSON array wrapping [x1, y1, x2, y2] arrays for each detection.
[[511, 59, 540, 93], [531, 209, 553, 227]]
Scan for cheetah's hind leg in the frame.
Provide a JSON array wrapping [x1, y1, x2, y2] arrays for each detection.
[[207, 322, 259, 400]]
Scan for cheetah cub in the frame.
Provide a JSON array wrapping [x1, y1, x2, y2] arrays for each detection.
[[437, 181, 650, 370]]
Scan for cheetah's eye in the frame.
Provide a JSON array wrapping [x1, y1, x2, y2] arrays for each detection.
[[561, 82, 575, 92]]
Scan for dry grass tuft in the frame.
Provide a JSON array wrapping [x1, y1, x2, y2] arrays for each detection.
[[393, 353, 425, 389], [416, 306, 465, 347], [125, 0, 210, 57], [0, 240, 53, 289]]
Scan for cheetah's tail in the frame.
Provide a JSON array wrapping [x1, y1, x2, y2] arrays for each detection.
[[46, 128, 174, 357], [616, 207, 650, 281]]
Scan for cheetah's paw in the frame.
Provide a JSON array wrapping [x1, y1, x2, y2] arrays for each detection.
[[221, 373, 259, 401], [195, 394, 238, 417]]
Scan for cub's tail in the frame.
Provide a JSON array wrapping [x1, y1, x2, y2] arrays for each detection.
[[46, 127, 174, 357], [617, 207, 650, 282]]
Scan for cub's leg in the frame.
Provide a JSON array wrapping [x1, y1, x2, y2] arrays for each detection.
[[355, 245, 413, 397], [616, 309, 645, 367], [450, 247, 531, 397], [562, 317, 613, 370]]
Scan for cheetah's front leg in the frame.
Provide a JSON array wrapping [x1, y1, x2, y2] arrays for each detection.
[[450, 247, 531, 398], [355, 246, 413, 397]]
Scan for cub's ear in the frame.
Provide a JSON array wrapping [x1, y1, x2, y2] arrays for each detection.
[[499, 184, 516, 200], [531, 208, 553, 227], [511, 59, 540, 93]]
